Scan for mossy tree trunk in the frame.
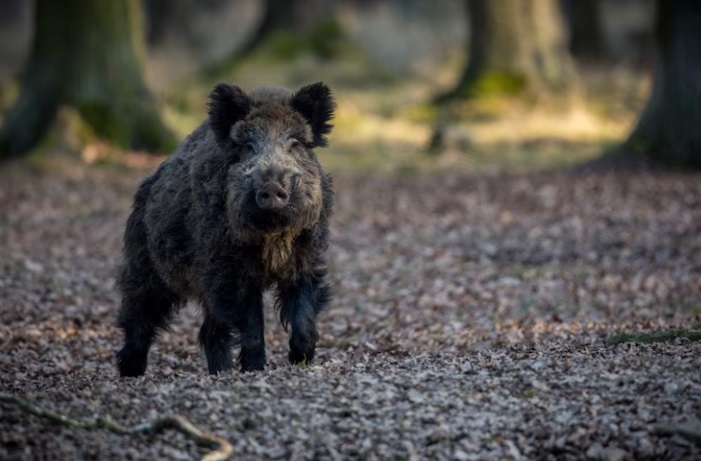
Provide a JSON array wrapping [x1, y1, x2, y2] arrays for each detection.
[[625, 0, 701, 169], [236, 0, 297, 58], [438, 0, 574, 102], [232, 0, 339, 61], [0, 0, 175, 159]]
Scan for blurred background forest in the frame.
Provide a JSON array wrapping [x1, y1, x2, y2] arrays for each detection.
[[2, 0, 696, 173]]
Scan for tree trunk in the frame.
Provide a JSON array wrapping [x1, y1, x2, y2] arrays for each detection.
[[625, 0, 701, 169], [438, 0, 574, 102], [0, 0, 175, 159], [232, 0, 340, 61], [234, 0, 298, 59], [565, 0, 611, 62]]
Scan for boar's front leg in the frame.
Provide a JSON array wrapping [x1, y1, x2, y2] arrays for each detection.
[[278, 270, 332, 365], [236, 290, 266, 372], [200, 278, 266, 374], [199, 311, 235, 374]]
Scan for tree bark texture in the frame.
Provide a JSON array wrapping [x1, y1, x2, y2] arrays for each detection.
[[232, 0, 340, 61], [0, 0, 175, 158], [566, 0, 611, 62], [440, 0, 574, 101], [626, 0, 701, 168]]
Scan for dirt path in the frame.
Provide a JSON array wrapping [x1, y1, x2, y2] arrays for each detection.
[[1, 164, 700, 460]]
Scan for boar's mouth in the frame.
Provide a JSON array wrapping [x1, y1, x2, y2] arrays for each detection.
[[226, 187, 309, 243], [248, 206, 295, 232]]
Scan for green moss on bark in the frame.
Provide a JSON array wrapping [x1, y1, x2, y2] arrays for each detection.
[[463, 72, 527, 98]]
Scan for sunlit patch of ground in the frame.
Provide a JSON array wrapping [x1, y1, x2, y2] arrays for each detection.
[[155, 52, 650, 174]]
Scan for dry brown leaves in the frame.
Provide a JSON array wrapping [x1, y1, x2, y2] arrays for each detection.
[[1, 164, 700, 460]]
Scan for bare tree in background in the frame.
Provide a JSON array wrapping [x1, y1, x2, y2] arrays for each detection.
[[437, 0, 574, 102], [232, 0, 340, 60], [236, 0, 299, 57], [623, 0, 701, 168], [0, 0, 175, 159], [565, 0, 611, 62]]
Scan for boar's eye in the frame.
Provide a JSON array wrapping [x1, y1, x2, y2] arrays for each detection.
[[289, 139, 302, 151], [243, 142, 256, 156]]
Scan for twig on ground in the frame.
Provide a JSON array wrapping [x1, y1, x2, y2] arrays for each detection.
[[607, 329, 701, 345], [0, 392, 234, 461], [656, 420, 701, 446]]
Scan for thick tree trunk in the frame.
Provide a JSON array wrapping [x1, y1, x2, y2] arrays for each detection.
[[233, 0, 339, 61], [234, 0, 297, 59], [566, 0, 611, 62], [625, 0, 701, 168], [438, 0, 574, 102], [0, 0, 175, 159]]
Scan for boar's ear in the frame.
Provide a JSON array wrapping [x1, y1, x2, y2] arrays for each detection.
[[208, 83, 251, 145], [291, 82, 335, 147]]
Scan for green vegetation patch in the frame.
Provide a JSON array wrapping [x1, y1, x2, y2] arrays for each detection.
[[463, 71, 527, 99], [523, 388, 538, 399], [77, 100, 176, 153], [77, 102, 130, 147], [268, 20, 348, 61], [607, 329, 701, 346], [474, 72, 526, 96]]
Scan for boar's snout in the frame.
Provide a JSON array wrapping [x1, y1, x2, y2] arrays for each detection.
[[256, 181, 290, 210]]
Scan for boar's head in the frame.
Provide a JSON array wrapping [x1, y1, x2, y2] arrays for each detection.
[[207, 82, 334, 242]]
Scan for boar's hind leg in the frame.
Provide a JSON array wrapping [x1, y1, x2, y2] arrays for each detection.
[[116, 199, 182, 377], [279, 273, 333, 365], [116, 271, 181, 377]]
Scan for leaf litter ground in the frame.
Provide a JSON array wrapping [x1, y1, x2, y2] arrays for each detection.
[[0, 163, 700, 460]]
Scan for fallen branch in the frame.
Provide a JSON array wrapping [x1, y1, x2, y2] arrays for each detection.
[[0, 392, 233, 461], [656, 420, 701, 446]]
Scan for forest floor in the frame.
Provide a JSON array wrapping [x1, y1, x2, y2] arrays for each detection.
[[0, 155, 700, 460]]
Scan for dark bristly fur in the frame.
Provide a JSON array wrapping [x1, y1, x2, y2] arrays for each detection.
[[291, 82, 335, 147], [208, 83, 251, 147], [116, 82, 335, 376]]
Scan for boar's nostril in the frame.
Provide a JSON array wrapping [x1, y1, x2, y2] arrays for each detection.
[[256, 182, 289, 210]]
